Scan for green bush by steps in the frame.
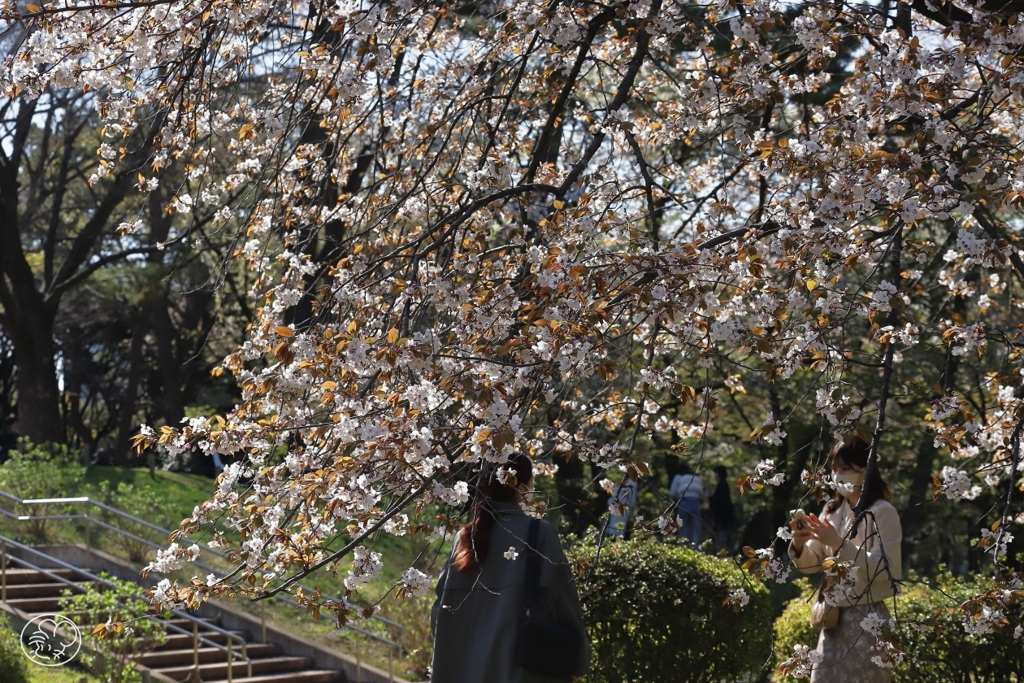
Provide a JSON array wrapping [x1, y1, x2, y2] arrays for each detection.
[[773, 573, 1024, 683], [61, 573, 167, 683], [567, 532, 772, 683], [0, 611, 30, 683]]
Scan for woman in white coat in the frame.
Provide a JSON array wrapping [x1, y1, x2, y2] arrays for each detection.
[[789, 436, 902, 683]]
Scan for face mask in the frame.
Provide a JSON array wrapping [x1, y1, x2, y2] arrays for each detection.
[[834, 471, 862, 493]]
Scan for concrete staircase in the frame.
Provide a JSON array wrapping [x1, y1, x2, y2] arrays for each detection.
[[2, 566, 342, 683]]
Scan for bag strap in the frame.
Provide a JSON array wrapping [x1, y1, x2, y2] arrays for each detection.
[[523, 519, 541, 616], [815, 574, 834, 603]]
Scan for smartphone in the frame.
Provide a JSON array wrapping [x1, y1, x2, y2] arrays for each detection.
[[790, 509, 808, 530]]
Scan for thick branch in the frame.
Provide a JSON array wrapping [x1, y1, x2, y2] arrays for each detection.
[[255, 474, 438, 600], [624, 131, 659, 246], [524, 7, 616, 182], [972, 208, 1024, 283], [50, 245, 168, 297], [557, 0, 661, 195], [854, 228, 903, 523]]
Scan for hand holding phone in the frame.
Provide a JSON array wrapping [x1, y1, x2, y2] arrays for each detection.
[[789, 509, 812, 553]]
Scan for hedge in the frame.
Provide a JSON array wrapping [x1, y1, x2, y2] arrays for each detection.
[[774, 573, 1024, 683], [568, 533, 772, 683]]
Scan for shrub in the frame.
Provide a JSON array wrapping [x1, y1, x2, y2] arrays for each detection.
[[567, 532, 772, 683], [893, 574, 1024, 683], [61, 573, 167, 683], [0, 611, 30, 683], [381, 590, 435, 681], [773, 573, 1024, 683], [0, 440, 86, 538]]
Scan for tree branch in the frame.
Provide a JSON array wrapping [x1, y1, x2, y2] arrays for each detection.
[[854, 227, 903, 529], [49, 245, 169, 298], [556, 0, 661, 195]]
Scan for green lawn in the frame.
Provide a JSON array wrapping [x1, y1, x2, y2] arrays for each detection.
[[26, 662, 103, 683], [82, 466, 216, 526]]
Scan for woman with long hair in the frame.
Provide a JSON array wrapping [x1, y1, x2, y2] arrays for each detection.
[[789, 436, 903, 683], [431, 452, 590, 682]]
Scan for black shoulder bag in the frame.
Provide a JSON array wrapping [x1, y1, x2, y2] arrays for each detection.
[[513, 519, 581, 679]]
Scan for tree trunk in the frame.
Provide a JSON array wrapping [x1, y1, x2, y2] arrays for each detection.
[[12, 313, 63, 444], [900, 434, 939, 570], [148, 294, 184, 428], [114, 309, 147, 466]]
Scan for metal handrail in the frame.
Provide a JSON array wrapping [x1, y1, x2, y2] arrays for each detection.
[[0, 535, 253, 682], [0, 508, 233, 593], [0, 490, 407, 649]]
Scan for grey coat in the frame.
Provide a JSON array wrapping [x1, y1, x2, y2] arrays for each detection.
[[430, 502, 591, 683]]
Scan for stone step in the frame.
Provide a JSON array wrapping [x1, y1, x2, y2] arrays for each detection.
[[136, 643, 280, 667], [0, 581, 92, 599], [153, 655, 311, 679], [4, 596, 64, 612], [0, 567, 85, 585], [155, 630, 248, 651], [200, 670, 341, 683]]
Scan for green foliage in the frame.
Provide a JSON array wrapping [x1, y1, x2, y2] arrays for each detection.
[[773, 573, 1024, 683], [892, 574, 1024, 683], [61, 573, 166, 683], [0, 440, 86, 538], [0, 611, 30, 683], [568, 533, 772, 683], [771, 577, 818, 670], [381, 591, 435, 681]]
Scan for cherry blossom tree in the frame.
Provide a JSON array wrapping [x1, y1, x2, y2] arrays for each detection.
[[6, 0, 1024, 661]]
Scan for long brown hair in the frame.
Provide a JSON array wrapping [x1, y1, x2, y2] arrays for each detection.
[[825, 435, 891, 513], [452, 453, 534, 573]]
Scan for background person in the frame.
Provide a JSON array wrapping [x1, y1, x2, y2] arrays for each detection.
[[669, 463, 705, 546], [708, 465, 736, 553], [0, 416, 19, 462], [431, 453, 590, 683], [604, 477, 638, 538], [788, 436, 902, 683]]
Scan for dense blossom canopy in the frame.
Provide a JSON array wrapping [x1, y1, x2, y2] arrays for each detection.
[[6, 0, 1024, 664]]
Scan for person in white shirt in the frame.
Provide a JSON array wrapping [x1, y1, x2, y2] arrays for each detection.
[[788, 436, 902, 683], [669, 464, 705, 546]]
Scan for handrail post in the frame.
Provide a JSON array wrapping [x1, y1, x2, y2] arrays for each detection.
[[243, 641, 251, 678], [261, 600, 266, 643], [227, 633, 233, 683], [356, 635, 362, 683], [1, 539, 6, 604], [193, 620, 199, 668], [389, 644, 395, 683]]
